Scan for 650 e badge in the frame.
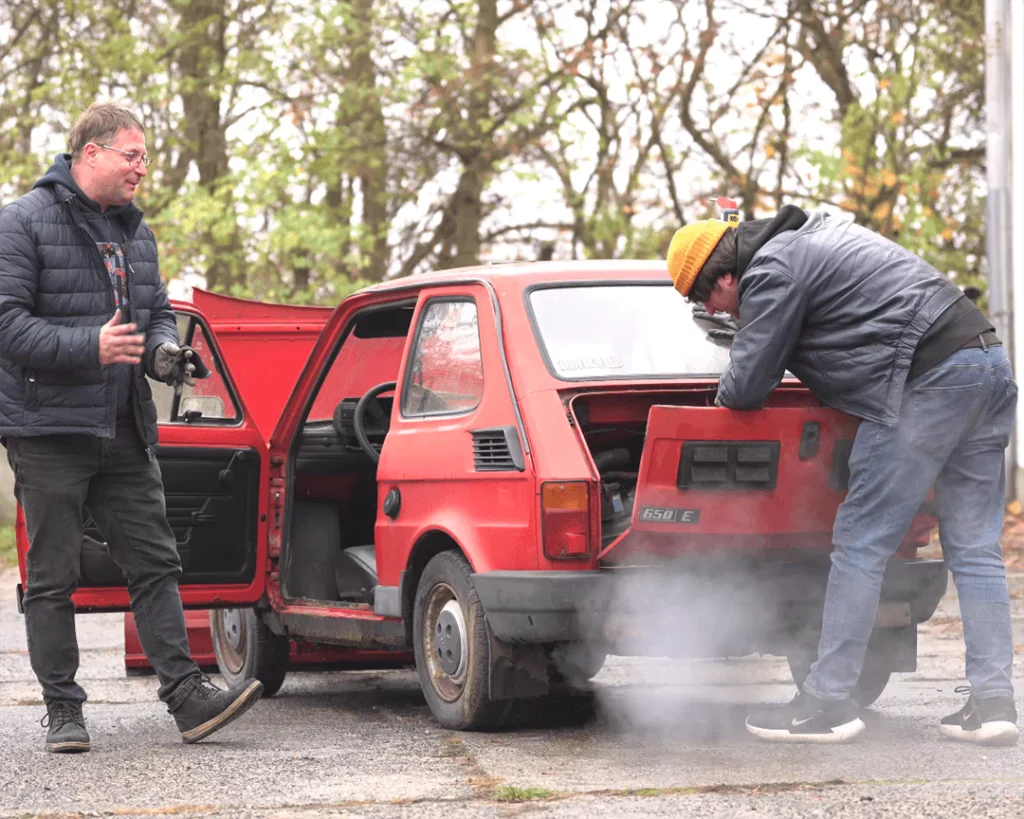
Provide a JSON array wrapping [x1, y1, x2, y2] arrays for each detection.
[[638, 505, 701, 524]]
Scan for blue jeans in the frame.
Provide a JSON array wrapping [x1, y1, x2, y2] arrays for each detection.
[[804, 345, 1017, 703]]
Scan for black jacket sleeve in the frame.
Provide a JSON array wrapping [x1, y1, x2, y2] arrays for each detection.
[[0, 203, 101, 369], [717, 266, 807, 409]]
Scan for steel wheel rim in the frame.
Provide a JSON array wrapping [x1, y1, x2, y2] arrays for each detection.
[[214, 609, 247, 675], [423, 582, 469, 702]]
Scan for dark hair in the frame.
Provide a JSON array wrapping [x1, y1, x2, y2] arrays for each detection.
[[68, 103, 145, 162], [686, 228, 737, 303]]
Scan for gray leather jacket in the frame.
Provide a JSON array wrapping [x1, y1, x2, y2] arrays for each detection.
[[718, 211, 963, 426]]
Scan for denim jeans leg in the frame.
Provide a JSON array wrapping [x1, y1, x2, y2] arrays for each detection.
[[934, 359, 1016, 700], [8, 435, 98, 704], [85, 425, 199, 702], [804, 349, 995, 702]]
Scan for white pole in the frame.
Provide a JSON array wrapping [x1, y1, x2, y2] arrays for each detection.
[[1011, 0, 1024, 500], [987, 0, 1015, 496], [987, 0, 1011, 344]]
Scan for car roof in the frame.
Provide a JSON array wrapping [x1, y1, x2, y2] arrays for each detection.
[[364, 260, 670, 293]]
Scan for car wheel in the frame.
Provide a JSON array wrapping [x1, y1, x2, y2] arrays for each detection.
[[850, 661, 892, 707], [787, 651, 892, 708], [210, 608, 290, 697], [413, 551, 511, 730], [547, 643, 607, 686]]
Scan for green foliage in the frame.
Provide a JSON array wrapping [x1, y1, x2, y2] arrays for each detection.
[[0, 525, 16, 570], [0, 0, 990, 300], [794, 0, 986, 290]]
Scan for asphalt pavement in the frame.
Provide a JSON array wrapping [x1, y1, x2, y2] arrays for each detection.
[[1, 566, 1021, 819]]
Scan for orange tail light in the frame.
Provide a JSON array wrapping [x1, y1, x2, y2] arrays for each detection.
[[541, 481, 591, 559]]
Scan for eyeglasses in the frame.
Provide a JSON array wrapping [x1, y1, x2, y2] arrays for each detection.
[[88, 142, 152, 168]]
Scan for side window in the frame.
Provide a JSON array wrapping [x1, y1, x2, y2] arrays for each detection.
[[149, 314, 240, 424], [402, 299, 484, 417]]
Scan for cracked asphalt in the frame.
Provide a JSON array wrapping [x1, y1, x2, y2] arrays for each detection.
[[1, 566, 1021, 819]]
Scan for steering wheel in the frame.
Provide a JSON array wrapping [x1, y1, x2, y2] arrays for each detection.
[[353, 381, 397, 463]]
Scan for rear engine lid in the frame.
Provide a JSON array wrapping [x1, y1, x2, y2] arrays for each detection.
[[601, 405, 860, 563]]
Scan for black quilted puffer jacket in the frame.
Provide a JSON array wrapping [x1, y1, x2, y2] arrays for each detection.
[[0, 155, 178, 447]]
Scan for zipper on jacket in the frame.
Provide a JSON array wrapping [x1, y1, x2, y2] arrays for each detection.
[[24, 369, 38, 407], [65, 193, 152, 449], [123, 244, 155, 459]]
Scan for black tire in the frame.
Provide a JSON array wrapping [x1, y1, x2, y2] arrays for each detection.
[[547, 643, 607, 686], [210, 608, 290, 697], [850, 662, 892, 707], [413, 551, 510, 730], [787, 651, 893, 708]]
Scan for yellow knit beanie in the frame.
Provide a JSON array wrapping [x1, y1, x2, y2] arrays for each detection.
[[666, 219, 736, 297]]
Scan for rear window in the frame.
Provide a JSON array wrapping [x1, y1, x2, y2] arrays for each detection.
[[528, 284, 733, 379]]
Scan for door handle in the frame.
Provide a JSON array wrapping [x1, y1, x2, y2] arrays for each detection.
[[190, 497, 215, 525]]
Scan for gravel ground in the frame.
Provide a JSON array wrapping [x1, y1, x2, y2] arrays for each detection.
[[1, 567, 1021, 819]]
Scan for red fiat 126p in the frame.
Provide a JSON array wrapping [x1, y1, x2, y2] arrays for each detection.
[[13, 262, 947, 730]]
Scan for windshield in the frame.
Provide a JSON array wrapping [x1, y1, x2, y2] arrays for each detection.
[[528, 283, 734, 380]]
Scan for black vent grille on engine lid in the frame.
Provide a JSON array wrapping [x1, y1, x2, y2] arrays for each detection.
[[471, 426, 525, 472], [677, 440, 780, 489]]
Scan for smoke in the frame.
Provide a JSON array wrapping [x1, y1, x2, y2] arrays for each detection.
[[572, 560, 804, 740]]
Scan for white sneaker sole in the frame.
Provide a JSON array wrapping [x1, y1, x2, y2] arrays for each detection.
[[939, 721, 1019, 747], [746, 717, 866, 744]]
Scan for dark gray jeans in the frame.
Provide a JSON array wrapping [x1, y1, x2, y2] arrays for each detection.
[[7, 422, 199, 704]]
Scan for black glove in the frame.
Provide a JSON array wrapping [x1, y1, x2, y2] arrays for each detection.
[[152, 343, 210, 393]]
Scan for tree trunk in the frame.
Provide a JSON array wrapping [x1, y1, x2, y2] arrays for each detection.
[[174, 0, 239, 293], [350, 0, 389, 282], [446, 0, 498, 269]]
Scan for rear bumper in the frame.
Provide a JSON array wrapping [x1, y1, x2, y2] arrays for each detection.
[[472, 558, 948, 649]]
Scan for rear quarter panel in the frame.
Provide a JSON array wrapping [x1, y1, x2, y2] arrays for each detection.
[[374, 284, 536, 580]]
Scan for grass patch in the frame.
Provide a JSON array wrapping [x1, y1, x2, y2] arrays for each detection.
[[0, 524, 15, 569], [492, 785, 557, 803], [614, 788, 670, 797]]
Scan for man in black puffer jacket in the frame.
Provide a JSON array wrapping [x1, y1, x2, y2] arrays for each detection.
[[0, 103, 262, 753]]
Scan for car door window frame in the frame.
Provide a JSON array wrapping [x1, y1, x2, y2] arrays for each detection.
[[150, 311, 243, 426], [400, 296, 485, 419]]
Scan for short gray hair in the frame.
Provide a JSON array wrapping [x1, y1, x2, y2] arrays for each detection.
[[68, 103, 146, 162]]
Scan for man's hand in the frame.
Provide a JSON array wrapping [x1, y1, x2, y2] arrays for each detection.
[[153, 342, 197, 394], [99, 309, 145, 365]]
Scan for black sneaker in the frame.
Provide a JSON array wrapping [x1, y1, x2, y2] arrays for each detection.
[[42, 700, 91, 753], [168, 674, 263, 744], [940, 688, 1018, 747], [746, 691, 866, 744]]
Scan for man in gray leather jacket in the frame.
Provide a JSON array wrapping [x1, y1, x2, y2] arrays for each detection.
[[667, 206, 1018, 746], [0, 103, 263, 752]]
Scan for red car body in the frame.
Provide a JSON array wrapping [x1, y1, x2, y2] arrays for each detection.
[[14, 263, 946, 729]]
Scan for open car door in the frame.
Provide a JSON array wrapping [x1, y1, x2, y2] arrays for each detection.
[[14, 301, 273, 613]]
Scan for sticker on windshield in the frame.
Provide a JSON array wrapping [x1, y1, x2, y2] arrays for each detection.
[[556, 355, 624, 372], [638, 505, 701, 524]]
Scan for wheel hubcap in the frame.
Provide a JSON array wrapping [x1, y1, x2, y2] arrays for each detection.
[[435, 601, 466, 676], [213, 609, 247, 675], [223, 609, 244, 651], [423, 584, 469, 702]]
